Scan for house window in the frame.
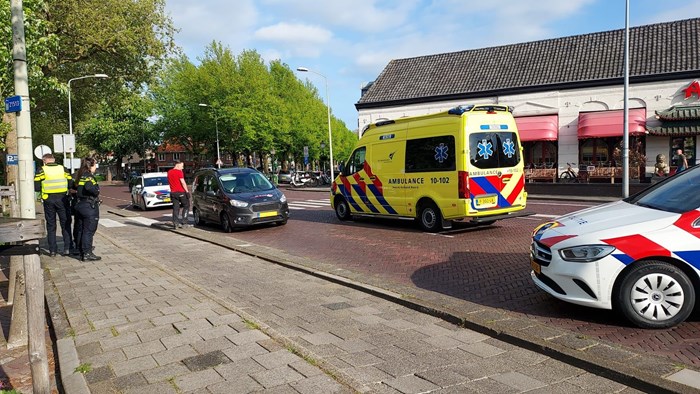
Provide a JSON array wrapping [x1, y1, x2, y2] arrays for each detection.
[[158, 153, 165, 162], [580, 139, 609, 165], [173, 153, 180, 161], [524, 141, 557, 168]]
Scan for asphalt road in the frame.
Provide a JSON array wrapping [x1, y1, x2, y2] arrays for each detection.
[[101, 183, 700, 367]]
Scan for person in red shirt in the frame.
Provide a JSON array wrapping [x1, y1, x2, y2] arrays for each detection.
[[167, 161, 190, 228]]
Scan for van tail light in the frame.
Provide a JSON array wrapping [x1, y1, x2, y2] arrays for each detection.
[[458, 171, 469, 199]]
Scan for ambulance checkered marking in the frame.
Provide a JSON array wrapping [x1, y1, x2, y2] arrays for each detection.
[[468, 173, 524, 209], [337, 162, 397, 215]]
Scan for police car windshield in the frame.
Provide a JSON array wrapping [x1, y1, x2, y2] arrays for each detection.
[[626, 166, 700, 213], [219, 173, 274, 193], [144, 177, 168, 187]]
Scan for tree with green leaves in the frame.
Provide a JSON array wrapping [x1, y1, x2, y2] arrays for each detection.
[[1, 0, 176, 157], [80, 92, 159, 180]]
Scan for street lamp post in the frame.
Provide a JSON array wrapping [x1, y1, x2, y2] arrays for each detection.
[[297, 67, 334, 182], [198, 103, 221, 168], [68, 73, 108, 173]]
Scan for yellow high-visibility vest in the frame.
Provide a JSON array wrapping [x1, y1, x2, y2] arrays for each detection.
[[41, 165, 68, 198]]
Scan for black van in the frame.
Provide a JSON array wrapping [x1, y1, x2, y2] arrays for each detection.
[[191, 167, 289, 232]]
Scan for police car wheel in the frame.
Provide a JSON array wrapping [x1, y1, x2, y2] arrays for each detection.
[[615, 261, 695, 329], [418, 203, 442, 232], [335, 198, 352, 221], [221, 213, 233, 233]]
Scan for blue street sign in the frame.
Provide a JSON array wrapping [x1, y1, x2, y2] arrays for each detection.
[[6, 154, 18, 165], [4, 95, 22, 113]]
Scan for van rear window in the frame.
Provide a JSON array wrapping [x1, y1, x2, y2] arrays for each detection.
[[406, 136, 456, 173], [469, 132, 520, 169]]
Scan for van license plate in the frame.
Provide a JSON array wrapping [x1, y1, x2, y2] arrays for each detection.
[[475, 195, 497, 208], [258, 211, 277, 218]]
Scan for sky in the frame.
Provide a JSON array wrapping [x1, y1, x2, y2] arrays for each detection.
[[164, 0, 700, 131]]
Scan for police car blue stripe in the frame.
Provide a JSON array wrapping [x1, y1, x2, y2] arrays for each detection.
[[612, 253, 634, 265], [676, 251, 700, 270]]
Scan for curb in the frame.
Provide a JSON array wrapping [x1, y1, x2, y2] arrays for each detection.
[[105, 206, 698, 393], [44, 262, 91, 394]]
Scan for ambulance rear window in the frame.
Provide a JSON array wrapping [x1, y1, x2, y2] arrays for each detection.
[[469, 132, 520, 169]]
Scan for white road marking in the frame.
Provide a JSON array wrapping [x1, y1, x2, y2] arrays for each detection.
[[126, 217, 159, 226], [289, 202, 328, 208], [527, 201, 596, 208], [288, 206, 306, 210], [99, 218, 126, 228], [530, 213, 559, 218]]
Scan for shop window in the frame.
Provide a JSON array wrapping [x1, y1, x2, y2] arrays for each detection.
[[671, 137, 696, 167], [580, 139, 609, 165], [525, 141, 557, 168]]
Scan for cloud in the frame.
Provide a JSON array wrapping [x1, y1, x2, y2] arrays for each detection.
[[254, 23, 333, 44], [165, 0, 258, 58], [258, 0, 421, 33]]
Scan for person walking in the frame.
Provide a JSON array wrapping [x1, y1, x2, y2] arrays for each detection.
[[167, 161, 190, 228], [676, 148, 688, 173], [74, 157, 101, 261], [34, 153, 74, 256]]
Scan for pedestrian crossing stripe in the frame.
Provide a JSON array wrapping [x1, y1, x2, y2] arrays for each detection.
[[126, 217, 159, 226], [99, 218, 126, 228]]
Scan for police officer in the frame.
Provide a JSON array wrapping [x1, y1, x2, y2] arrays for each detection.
[[74, 157, 101, 261], [34, 153, 74, 256]]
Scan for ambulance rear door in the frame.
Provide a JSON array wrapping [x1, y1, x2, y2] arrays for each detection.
[[466, 127, 523, 214]]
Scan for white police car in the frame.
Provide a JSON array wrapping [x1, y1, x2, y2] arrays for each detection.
[[130, 172, 172, 210], [531, 165, 700, 328]]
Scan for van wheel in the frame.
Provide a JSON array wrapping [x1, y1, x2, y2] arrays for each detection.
[[418, 202, 442, 232], [221, 213, 233, 233], [193, 208, 205, 226], [335, 198, 352, 221], [614, 261, 694, 329]]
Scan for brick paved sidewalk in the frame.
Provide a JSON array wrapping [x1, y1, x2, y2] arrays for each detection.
[[39, 208, 654, 394]]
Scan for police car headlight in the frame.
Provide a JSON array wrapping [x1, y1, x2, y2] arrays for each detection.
[[279, 194, 287, 203], [229, 199, 249, 208], [559, 245, 615, 262], [145, 192, 156, 198]]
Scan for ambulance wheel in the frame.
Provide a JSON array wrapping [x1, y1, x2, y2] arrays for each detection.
[[418, 202, 442, 232], [615, 261, 695, 329], [334, 198, 352, 221]]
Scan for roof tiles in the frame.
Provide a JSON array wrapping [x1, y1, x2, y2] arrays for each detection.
[[357, 18, 700, 108]]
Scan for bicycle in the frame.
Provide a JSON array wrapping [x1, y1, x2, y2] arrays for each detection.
[[559, 163, 580, 183]]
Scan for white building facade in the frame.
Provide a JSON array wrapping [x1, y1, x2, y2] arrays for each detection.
[[356, 18, 700, 183]]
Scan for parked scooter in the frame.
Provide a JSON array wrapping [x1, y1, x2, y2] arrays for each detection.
[[291, 171, 319, 188]]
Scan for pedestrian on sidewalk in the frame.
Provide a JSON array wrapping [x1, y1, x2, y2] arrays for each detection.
[[75, 157, 102, 261], [168, 161, 190, 228], [34, 153, 74, 256]]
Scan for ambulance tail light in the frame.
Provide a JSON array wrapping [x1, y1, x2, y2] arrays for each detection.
[[458, 171, 469, 199]]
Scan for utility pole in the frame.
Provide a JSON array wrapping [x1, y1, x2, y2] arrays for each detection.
[[10, 1, 50, 392]]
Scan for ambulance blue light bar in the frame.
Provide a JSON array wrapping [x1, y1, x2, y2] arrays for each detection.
[[448, 104, 514, 115]]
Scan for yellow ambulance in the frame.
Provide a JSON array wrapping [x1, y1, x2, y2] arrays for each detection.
[[331, 104, 529, 232]]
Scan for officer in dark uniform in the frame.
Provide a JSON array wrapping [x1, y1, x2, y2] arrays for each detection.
[[74, 157, 101, 261], [34, 153, 74, 256]]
